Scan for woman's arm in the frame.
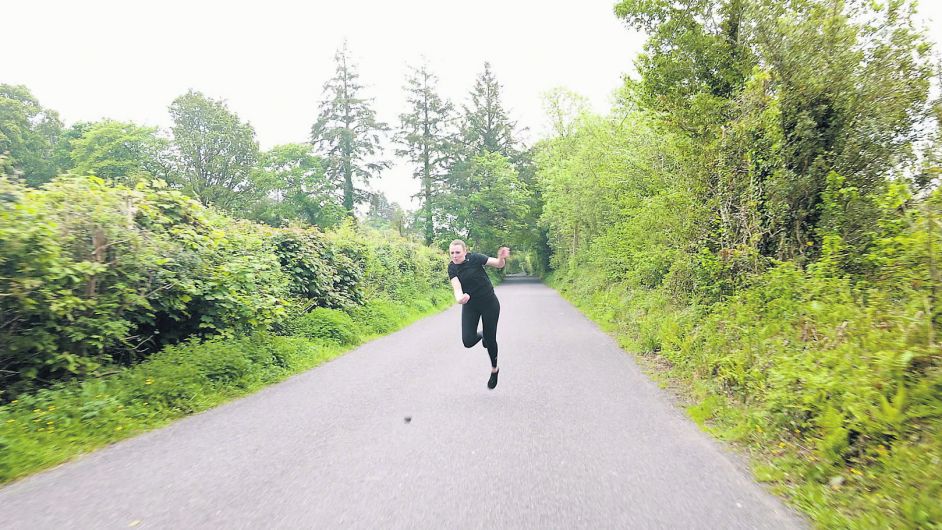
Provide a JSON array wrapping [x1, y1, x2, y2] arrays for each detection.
[[485, 247, 510, 268], [451, 277, 470, 304]]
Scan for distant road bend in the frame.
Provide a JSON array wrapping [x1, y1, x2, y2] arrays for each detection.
[[1, 275, 806, 529]]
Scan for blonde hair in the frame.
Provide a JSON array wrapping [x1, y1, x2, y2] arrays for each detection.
[[449, 239, 468, 251]]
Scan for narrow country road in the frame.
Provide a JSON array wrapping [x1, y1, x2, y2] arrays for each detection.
[[1, 276, 806, 529]]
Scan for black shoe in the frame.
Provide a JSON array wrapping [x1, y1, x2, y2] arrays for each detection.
[[487, 369, 499, 390]]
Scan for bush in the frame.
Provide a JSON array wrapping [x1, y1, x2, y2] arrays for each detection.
[[271, 227, 345, 308], [0, 176, 289, 400], [1, 174, 453, 401], [346, 298, 399, 334], [288, 308, 360, 345]]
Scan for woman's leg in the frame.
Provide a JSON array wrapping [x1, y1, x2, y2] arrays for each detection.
[[480, 296, 501, 369], [461, 303, 483, 348]]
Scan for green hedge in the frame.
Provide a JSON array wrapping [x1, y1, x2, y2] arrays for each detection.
[[287, 308, 360, 345], [0, 175, 451, 401]]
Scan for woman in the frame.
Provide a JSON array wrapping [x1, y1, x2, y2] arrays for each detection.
[[448, 239, 510, 389]]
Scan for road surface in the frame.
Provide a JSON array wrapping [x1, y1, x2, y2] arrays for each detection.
[[1, 276, 806, 529]]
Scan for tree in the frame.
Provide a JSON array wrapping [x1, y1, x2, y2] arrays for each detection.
[[69, 120, 172, 185], [614, 0, 753, 136], [365, 191, 408, 236], [542, 87, 590, 138], [0, 84, 63, 186], [459, 62, 520, 159], [752, 0, 936, 259], [396, 62, 456, 245], [53, 121, 93, 173], [444, 63, 538, 260], [249, 143, 344, 228], [310, 43, 390, 217], [168, 90, 259, 211], [453, 152, 531, 253], [615, 0, 937, 261]]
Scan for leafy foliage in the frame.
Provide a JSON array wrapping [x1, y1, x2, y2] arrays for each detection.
[[0, 84, 63, 186], [452, 152, 531, 254], [0, 176, 289, 397], [286, 308, 360, 345], [68, 120, 172, 185], [0, 174, 449, 401], [248, 143, 344, 228], [536, 0, 942, 526], [168, 90, 260, 211]]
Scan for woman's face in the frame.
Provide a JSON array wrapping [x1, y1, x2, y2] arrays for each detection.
[[449, 244, 467, 264]]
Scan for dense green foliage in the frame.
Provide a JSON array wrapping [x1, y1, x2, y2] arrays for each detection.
[[169, 90, 261, 211], [287, 308, 360, 345], [68, 120, 172, 185], [250, 143, 344, 228], [535, 0, 941, 526], [0, 85, 63, 186], [0, 175, 449, 402], [0, 177, 284, 398]]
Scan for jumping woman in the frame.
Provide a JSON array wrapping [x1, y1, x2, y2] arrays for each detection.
[[448, 240, 510, 389]]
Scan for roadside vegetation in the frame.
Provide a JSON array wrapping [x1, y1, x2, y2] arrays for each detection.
[[536, 1, 942, 527]]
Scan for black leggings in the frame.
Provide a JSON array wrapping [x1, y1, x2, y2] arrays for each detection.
[[461, 292, 500, 368]]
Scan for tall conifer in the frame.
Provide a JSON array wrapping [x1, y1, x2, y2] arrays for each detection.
[[310, 43, 390, 217], [396, 62, 456, 245]]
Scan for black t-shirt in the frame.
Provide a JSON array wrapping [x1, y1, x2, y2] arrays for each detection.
[[448, 252, 494, 298]]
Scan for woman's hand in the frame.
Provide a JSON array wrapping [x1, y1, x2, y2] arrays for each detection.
[[498, 246, 511, 260], [457, 293, 470, 304]]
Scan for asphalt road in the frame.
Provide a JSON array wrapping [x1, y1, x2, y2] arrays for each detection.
[[0, 276, 806, 529]]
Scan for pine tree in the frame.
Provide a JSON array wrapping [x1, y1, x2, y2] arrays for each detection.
[[310, 43, 390, 217], [460, 62, 519, 159], [396, 62, 456, 245], [444, 62, 529, 249]]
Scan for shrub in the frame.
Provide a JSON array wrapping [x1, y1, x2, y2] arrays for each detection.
[[0, 175, 453, 401], [346, 298, 399, 334], [288, 308, 360, 345], [271, 227, 341, 308], [0, 176, 289, 400]]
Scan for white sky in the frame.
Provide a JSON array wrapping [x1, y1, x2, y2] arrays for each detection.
[[4, 0, 941, 209], [4, 0, 644, 208]]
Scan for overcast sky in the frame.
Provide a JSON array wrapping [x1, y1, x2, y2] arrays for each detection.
[[5, 1, 942, 208]]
